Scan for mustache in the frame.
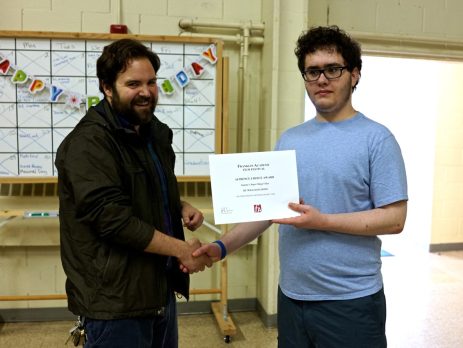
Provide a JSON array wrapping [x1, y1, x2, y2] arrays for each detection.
[[134, 95, 158, 106], [134, 96, 152, 103]]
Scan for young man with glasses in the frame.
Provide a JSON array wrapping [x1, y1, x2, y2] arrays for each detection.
[[190, 26, 408, 347]]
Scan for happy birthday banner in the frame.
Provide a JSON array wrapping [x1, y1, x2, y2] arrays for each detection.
[[0, 44, 218, 110]]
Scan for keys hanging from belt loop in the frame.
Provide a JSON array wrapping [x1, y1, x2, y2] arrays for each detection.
[[65, 316, 86, 346]]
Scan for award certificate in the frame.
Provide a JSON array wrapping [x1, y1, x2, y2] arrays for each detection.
[[209, 150, 300, 224]]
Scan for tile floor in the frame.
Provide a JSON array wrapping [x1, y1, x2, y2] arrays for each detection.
[[381, 249, 463, 348], [0, 250, 462, 348]]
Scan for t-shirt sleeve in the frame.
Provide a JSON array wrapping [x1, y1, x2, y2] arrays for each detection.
[[370, 134, 408, 208]]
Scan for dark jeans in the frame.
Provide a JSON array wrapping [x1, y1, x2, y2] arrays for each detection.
[[83, 291, 178, 348], [277, 286, 387, 348]]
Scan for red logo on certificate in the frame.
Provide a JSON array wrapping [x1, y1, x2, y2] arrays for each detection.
[[254, 204, 262, 213]]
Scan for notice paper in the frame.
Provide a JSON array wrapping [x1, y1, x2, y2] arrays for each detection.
[[209, 150, 300, 224]]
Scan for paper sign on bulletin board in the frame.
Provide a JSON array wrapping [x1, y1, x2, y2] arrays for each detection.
[[0, 31, 224, 181]]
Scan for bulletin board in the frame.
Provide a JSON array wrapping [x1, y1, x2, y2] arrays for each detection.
[[0, 31, 224, 183]]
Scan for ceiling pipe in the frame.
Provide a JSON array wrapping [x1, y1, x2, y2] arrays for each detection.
[[179, 32, 264, 45], [179, 18, 265, 153], [179, 18, 264, 32]]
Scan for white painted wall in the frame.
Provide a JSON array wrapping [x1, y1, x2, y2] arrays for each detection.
[[355, 56, 439, 254]]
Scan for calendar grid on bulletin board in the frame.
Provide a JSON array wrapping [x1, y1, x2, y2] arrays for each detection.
[[0, 31, 224, 183]]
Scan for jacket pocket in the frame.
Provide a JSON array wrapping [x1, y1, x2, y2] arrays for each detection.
[[100, 246, 128, 286]]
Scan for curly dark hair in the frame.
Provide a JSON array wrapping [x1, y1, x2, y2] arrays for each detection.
[[96, 38, 161, 94], [295, 25, 362, 81]]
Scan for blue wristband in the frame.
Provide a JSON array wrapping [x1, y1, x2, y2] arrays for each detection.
[[213, 240, 227, 260]]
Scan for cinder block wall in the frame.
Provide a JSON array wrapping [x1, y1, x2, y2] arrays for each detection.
[[309, 0, 463, 39]]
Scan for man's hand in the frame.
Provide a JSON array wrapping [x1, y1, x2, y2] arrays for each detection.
[[179, 241, 222, 273], [181, 201, 204, 231], [192, 242, 222, 262], [272, 202, 324, 229], [178, 238, 213, 273]]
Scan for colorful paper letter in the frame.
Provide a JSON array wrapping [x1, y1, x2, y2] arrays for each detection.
[[29, 79, 45, 93], [201, 45, 218, 64], [190, 61, 205, 77], [87, 96, 100, 108], [12, 70, 28, 84], [0, 58, 11, 74], [175, 69, 190, 88], [50, 85, 64, 102], [161, 79, 175, 95]]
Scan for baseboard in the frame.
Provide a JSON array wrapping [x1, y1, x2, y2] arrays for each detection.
[[0, 307, 75, 323], [177, 298, 257, 315], [256, 300, 277, 327], [429, 242, 463, 252], [0, 298, 261, 323]]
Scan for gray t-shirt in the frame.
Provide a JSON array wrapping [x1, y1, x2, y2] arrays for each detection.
[[275, 112, 408, 301]]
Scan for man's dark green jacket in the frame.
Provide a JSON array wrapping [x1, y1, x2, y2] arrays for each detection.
[[55, 99, 188, 319]]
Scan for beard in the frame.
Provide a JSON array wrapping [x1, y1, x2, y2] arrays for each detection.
[[111, 88, 157, 125]]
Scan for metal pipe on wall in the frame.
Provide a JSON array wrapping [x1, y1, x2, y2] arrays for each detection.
[[113, 0, 121, 24], [179, 32, 264, 46], [179, 18, 264, 31], [179, 19, 265, 153]]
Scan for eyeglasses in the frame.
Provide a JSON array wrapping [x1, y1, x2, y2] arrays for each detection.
[[302, 66, 348, 82]]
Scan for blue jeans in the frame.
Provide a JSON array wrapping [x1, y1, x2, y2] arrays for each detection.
[[83, 292, 178, 348], [277, 286, 387, 348]]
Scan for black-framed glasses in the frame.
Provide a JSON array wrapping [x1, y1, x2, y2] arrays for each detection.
[[302, 66, 348, 82]]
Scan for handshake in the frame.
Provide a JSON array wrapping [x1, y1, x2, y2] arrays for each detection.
[[177, 238, 223, 274]]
